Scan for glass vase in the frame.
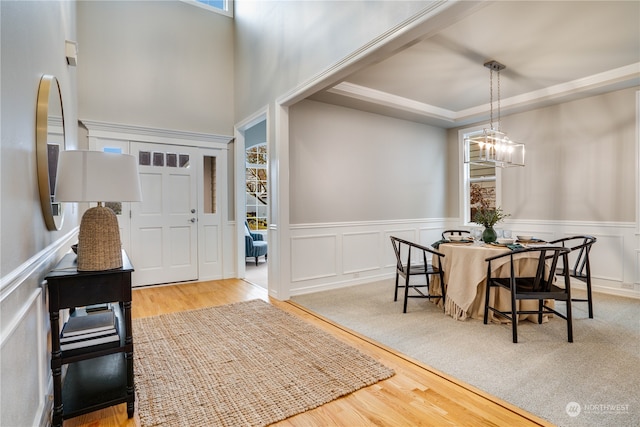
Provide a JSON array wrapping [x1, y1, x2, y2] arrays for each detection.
[[482, 227, 497, 243]]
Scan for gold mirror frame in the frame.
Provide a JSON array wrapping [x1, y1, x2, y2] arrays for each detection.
[[36, 75, 65, 231]]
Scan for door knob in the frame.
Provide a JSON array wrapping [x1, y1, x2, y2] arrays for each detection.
[[189, 218, 196, 223], [191, 209, 196, 214]]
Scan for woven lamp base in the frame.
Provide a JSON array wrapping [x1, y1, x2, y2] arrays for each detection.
[[77, 206, 123, 271]]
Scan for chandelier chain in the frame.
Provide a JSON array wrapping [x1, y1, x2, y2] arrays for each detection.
[[497, 68, 501, 132], [489, 67, 494, 130]]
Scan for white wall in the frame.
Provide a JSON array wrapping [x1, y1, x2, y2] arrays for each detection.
[[1, 1, 79, 426]]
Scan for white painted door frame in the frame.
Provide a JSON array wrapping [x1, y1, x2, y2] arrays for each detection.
[[84, 121, 233, 286], [234, 108, 270, 287]]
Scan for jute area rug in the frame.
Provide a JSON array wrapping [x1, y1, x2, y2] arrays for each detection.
[[133, 299, 394, 427]]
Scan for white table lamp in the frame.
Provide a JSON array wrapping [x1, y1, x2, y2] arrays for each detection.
[[55, 150, 142, 271]]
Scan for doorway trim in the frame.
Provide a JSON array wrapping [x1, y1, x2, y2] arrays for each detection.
[[234, 106, 270, 286], [82, 120, 233, 286]]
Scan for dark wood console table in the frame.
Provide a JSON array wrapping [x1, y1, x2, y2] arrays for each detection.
[[45, 250, 135, 427]]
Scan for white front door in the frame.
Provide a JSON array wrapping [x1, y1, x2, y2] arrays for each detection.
[[130, 142, 199, 286]]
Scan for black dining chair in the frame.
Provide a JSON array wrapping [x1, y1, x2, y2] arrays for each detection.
[[549, 236, 596, 318], [483, 246, 573, 343], [441, 229, 471, 241], [390, 236, 445, 313]]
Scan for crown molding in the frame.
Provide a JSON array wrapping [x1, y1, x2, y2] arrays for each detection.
[[328, 82, 457, 123], [79, 120, 233, 147], [328, 63, 640, 126], [276, 0, 488, 107]]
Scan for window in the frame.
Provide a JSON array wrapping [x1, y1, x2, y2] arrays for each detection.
[[203, 156, 217, 214], [102, 147, 123, 215], [180, 0, 233, 17], [246, 143, 267, 230], [461, 128, 501, 224]]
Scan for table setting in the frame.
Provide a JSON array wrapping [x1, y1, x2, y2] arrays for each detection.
[[431, 237, 553, 321], [429, 206, 554, 321]]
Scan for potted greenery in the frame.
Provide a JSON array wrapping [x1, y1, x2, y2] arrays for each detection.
[[472, 206, 510, 243]]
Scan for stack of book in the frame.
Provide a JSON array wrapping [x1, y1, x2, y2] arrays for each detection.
[[60, 307, 120, 356]]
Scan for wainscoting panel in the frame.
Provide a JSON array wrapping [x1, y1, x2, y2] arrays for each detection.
[[384, 229, 416, 269], [478, 220, 639, 297], [419, 226, 449, 249], [290, 220, 447, 295], [0, 236, 76, 427], [342, 231, 381, 274], [291, 234, 338, 282], [586, 233, 624, 282], [0, 289, 46, 427], [203, 224, 220, 263], [287, 219, 639, 299]]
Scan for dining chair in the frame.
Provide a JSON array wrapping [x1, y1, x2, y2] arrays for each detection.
[[390, 236, 446, 313], [441, 229, 471, 240], [549, 236, 596, 318], [483, 246, 573, 343]]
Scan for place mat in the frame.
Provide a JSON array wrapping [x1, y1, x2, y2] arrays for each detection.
[[133, 299, 394, 427]]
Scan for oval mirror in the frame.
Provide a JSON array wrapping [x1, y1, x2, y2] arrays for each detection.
[[36, 75, 66, 231]]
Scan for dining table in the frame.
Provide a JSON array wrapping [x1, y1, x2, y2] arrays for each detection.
[[432, 239, 553, 322]]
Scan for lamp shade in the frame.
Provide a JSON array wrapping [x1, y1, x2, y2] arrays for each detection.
[[55, 150, 142, 203], [54, 150, 142, 271]]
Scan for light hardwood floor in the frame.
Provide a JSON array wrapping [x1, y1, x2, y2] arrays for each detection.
[[64, 279, 554, 427]]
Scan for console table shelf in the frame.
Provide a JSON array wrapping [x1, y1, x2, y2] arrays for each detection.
[[62, 353, 128, 417], [45, 250, 135, 427]]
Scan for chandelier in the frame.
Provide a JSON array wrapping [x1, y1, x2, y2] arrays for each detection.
[[464, 60, 525, 168]]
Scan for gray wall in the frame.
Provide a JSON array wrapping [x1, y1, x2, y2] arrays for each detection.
[[1, 2, 79, 425], [77, 0, 234, 135], [446, 87, 638, 222], [1, 0, 79, 276], [233, 0, 431, 121], [289, 99, 447, 223], [2, 1, 637, 423]]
